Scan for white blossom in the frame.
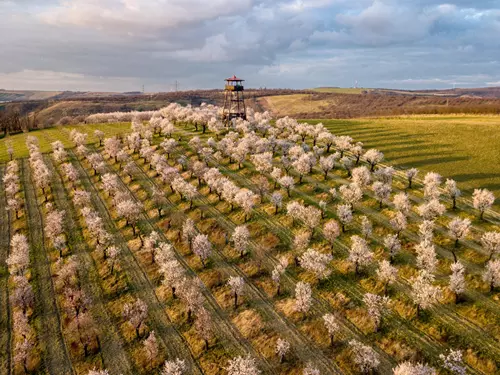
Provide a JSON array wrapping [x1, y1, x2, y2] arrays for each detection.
[[322, 313, 340, 346], [232, 226, 250, 257], [472, 189, 495, 219], [393, 361, 436, 375], [410, 271, 442, 315], [376, 260, 398, 294], [226, 355, 260, 375], [348, 235, 373, 274], [349, 339, 380, 373], [161, 358, 187, 375], [483, 259, 500, 291], [275, 338, 290, 363], [192, 234, 212, 267], [227, 276, 245, 308], [481, 231, 500, 260], [294, 281, 312, 314], [415, 240, 438, 274], [363, 293, 389, 331], [299, 249, 333, 280], [439, 349, 466, 375]]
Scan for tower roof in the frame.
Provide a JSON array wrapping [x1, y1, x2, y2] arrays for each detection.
[[225, 75, 244, 82]]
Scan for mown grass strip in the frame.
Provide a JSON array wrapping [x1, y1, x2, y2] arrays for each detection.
[[68, 149, 204, 375], [44, 155, 135, 375], [0, 165, 12, 375], [21, 159, 75, 375]]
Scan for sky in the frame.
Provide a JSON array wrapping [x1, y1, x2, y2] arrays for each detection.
[[1, 0, 500, 92]]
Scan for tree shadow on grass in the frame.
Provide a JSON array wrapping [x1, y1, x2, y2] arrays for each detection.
[[366, 133, 427, 142], [372, 139, 428, 148], [381, 144, 448, 154], [397, 155, 471, 168], [450, 173, 500, 182]]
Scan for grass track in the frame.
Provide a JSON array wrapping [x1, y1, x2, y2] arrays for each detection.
[[44, 155, 135, 375], [68, 150, 205, 375], [21, 160, 75, 375], [91, 147, 276, 374], [0, 166, 12, 375]]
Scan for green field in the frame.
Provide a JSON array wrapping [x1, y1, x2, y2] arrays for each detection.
[[311, 87, 369, 94], [3, 116, 499, 201], [0, 123, 130, 161], [309, 116, 500, 202]]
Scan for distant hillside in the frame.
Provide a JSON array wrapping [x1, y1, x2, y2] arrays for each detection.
[[262, 92, 500, 118], [313, 86, 500, 98]]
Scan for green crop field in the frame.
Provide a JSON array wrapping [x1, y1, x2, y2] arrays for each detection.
[[309, 116, 500, 203]]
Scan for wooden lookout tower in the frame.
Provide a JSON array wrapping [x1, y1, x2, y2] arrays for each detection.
[[222, 75, 246, 123]]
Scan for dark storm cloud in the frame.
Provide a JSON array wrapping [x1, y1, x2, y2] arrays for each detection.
[[1, 0, 500, 91]]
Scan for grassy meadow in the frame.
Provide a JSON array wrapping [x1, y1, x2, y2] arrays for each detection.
[[311, 116, 500, 202], [0, 123, 130, 161], [2, 115, 500, 202]]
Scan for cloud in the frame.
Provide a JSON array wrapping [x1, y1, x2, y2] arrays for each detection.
[[39, 0, 254, 35], [2, 0, 500, 91], [0, 70, 141, 91]]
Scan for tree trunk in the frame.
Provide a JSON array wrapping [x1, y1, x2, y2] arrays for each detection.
[[172, 286, 176, 299], [451, 249, 457, 263], [275, 205, 279, 215], [277, 284, 280, 296], [452, 197, 456, 210], [205, 339, 209, 351], [234, 293, 238, 309]]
